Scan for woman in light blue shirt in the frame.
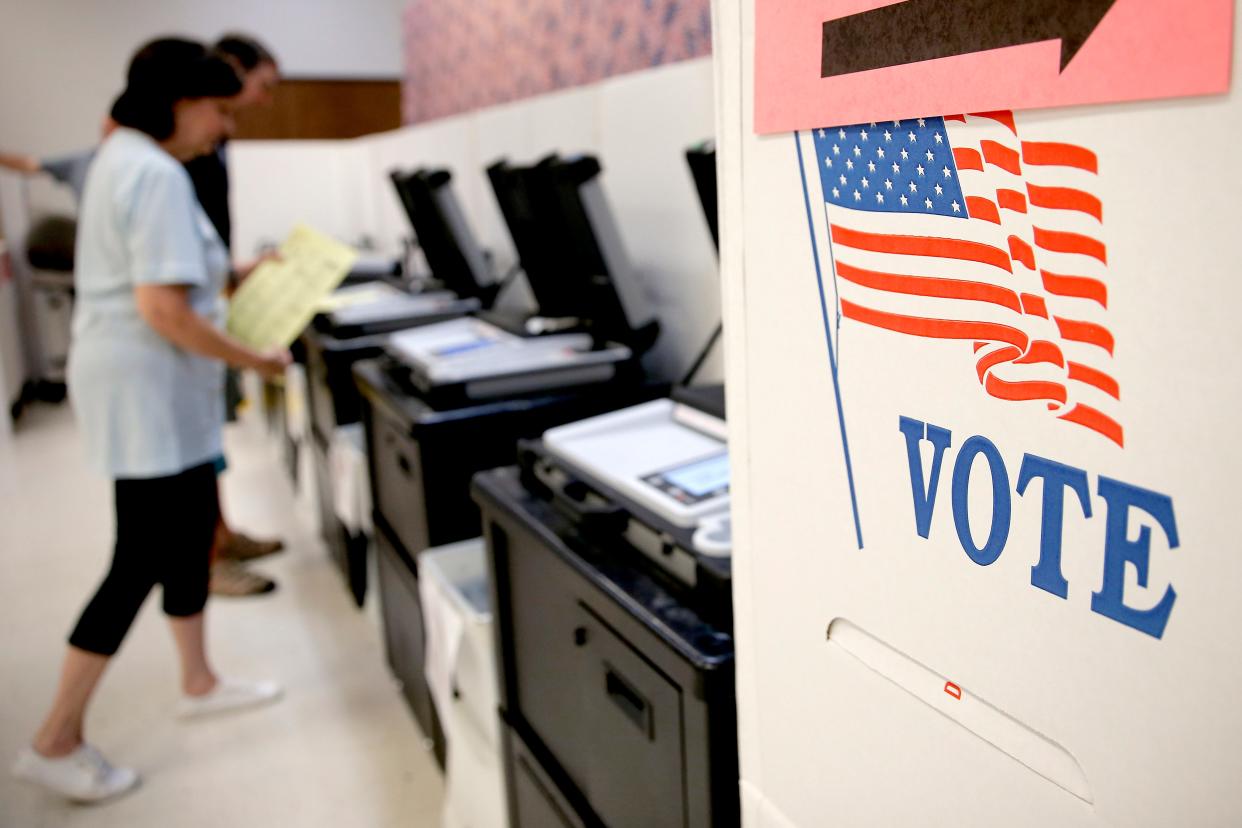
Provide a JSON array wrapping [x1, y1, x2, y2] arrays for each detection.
[[12, 38, 290, 803]]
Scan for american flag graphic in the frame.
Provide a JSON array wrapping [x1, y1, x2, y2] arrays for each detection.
[[813, 111, 1121, 447]]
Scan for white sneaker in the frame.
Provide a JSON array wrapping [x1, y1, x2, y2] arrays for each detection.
[[11, 743, 140, 803], [177, 678, 282, 720]]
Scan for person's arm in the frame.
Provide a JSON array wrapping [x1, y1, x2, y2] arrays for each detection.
[[0, 153, 41, 175], [134, 283, 289, 378]]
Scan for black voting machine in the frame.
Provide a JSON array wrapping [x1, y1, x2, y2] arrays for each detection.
[[354, 153, 664, 768], [475, 141, 740, 828], [301, 168, 498, 605]]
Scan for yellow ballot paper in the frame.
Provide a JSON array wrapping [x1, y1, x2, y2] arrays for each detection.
[[226, 225, 359, 350]]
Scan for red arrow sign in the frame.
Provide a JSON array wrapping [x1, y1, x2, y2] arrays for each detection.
[[755, 0, 1233, 134]]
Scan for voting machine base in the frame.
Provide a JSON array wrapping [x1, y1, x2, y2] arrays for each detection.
[[501, 714, 589, 828], [374, 517, 448, 768], [352, 357, 665, 558], [302, 294, 480, 444], [265, 378, 299, 486], [352, 359, 664, 773], [309, 434, 368, 607], [474, 466, 739, 828], [303, 330, 388, 444], [308, 297, 468, 341]]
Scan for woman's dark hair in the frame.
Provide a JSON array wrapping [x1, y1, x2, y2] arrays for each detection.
[[109, 37, 242, 140], [215, 33, 277, 72]]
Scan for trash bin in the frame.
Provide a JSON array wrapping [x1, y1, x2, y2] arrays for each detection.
[[26, 215, 77, 397], [420, 538, 507, 828], [30, 270, 73, 389], [327, 423, 373, 606]]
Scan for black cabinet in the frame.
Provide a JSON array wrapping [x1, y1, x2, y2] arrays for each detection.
[[505, 719, 588, 828], [303, 330, 387, 444], [353, 358, 664, 782], [309, 434, 368, 607], [354, 358, 664, 556], [575, 603, 688, 828], [374, 519, 446, 768]]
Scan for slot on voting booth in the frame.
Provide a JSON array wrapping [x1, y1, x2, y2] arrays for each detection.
[[825, 618, 1091, 802]]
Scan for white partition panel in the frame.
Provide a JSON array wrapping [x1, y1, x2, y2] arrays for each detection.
[[719, 0, 1242, 825], [230, 56, 721, 381], [356, 129, 422, 258], [599, 58, 719, 381], [524, 85, 602, 161], [229, 141, 371, 257], [471, 100, 538, 285]]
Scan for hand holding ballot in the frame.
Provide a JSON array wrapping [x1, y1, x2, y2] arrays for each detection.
[[227, 225, 359, 350], [231, 250, 282, 287], [250, 347, 293, 380]]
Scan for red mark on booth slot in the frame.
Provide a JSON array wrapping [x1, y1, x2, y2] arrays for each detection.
[[944, 681, 962, 701]]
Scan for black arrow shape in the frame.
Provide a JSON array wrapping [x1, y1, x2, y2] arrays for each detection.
[[821, 0, 1117, 78]]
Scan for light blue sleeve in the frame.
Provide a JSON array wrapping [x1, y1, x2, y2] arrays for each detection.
[[123, 161, 208, 287]]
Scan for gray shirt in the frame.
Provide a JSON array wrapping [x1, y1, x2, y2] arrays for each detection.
[[67, 128, 229, 479], [41, 149, 96, 202]]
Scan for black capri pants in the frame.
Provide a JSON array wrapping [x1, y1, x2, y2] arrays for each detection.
[[69, 461, 219, 656]]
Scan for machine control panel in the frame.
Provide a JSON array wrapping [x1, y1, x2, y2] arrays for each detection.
[[640, 452, 730, 506]]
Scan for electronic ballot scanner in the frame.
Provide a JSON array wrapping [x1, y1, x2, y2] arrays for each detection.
[[307, 167, 499, 439], [313, 166, 494, 343], [389, 167, 501, 309], [530, 390, 732, 577], [473, 385, 737, 828], [378, 153, 659, 408], [353, 151, 665, 767], [302, 167, 501, 606]]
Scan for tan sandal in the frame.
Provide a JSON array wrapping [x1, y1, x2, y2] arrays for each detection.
[[218, 531, 285, 562], [209, 561, 276, 597]]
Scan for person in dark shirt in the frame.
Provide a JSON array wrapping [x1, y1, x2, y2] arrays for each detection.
[[185, 33, 279, 250], [184, 33, 285, 597]]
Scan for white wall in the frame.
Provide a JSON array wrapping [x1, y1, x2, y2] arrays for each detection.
[[0, 0, 405, 392], [229, 58, 723, 383], [229, 141, 375, 254], [0, 0, 405, 157]]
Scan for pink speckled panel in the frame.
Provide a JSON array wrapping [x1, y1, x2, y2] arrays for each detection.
[[401, 0, 713, 124]]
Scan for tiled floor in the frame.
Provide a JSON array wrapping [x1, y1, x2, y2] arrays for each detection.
[[0, 401, 443, 827]]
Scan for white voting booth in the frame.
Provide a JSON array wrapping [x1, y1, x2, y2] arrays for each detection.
[[718, 0, 1241, 825]]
